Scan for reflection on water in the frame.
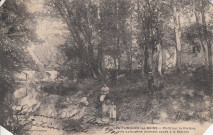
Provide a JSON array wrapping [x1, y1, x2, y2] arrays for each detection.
[[14, 81, 40, 112], [13, 81, 67, 134]]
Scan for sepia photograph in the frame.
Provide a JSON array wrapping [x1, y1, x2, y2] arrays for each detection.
[[0, 0, 212, 135]]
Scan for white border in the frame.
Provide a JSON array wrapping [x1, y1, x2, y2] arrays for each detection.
[[0, 0, 6, 7], [0, 126, 13, 135]]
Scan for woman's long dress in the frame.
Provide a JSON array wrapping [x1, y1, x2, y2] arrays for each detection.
[[102, 101, 111, 122]]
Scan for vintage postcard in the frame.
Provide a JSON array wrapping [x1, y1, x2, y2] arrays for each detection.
[[0, 0, 212, 135]]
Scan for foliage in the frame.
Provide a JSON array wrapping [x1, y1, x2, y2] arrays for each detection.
[[46, 0, 212, 76], [0, 0, 37, 134]]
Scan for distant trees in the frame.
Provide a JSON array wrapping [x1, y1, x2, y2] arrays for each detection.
[[199, 0, 212, 71], [100, 0, 133, 78], [136, 0, 177, 75], [49, 0, 102, 79], [48, 0, 132, 80], [47, 0, 212, 80], [182, 0, 212, 71]]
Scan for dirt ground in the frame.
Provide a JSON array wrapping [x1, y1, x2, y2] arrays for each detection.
[[16, 67, 211, 135]]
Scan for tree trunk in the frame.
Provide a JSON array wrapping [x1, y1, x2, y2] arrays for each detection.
[[121, 23, 132, 75], [137, 0, 145, 77], [97, 29, 105, 80], [129, 48, 132, 75], [194, 9, 208, 67], [97, 0, 105, 80], [114, 57, 118, 82], [144, 45, 149, 74], [201, 0, 212, 71], [151, 47, 155, 74], [207, 44, 212, 71], [157, 44, 163, 75], [127, 25, 133, 75], [141, 46, 145, 76], [116, 0, 121, 73], [173, 3, 182, 72], [125, 37, 132, 75]]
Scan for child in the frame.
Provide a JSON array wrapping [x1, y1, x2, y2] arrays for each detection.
[[109, 101, 116, 123]]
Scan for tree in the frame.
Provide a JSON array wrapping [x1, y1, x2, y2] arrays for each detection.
[[137, 0, 167, 75], [48, 0, 105, 79], [0, 0, 37, 133], [194, 0, 208, 66], [137, 0, 156, 75], [48, 0, 133, 80], [181, 0, 212, 70], [172, 1, 182, 72]]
